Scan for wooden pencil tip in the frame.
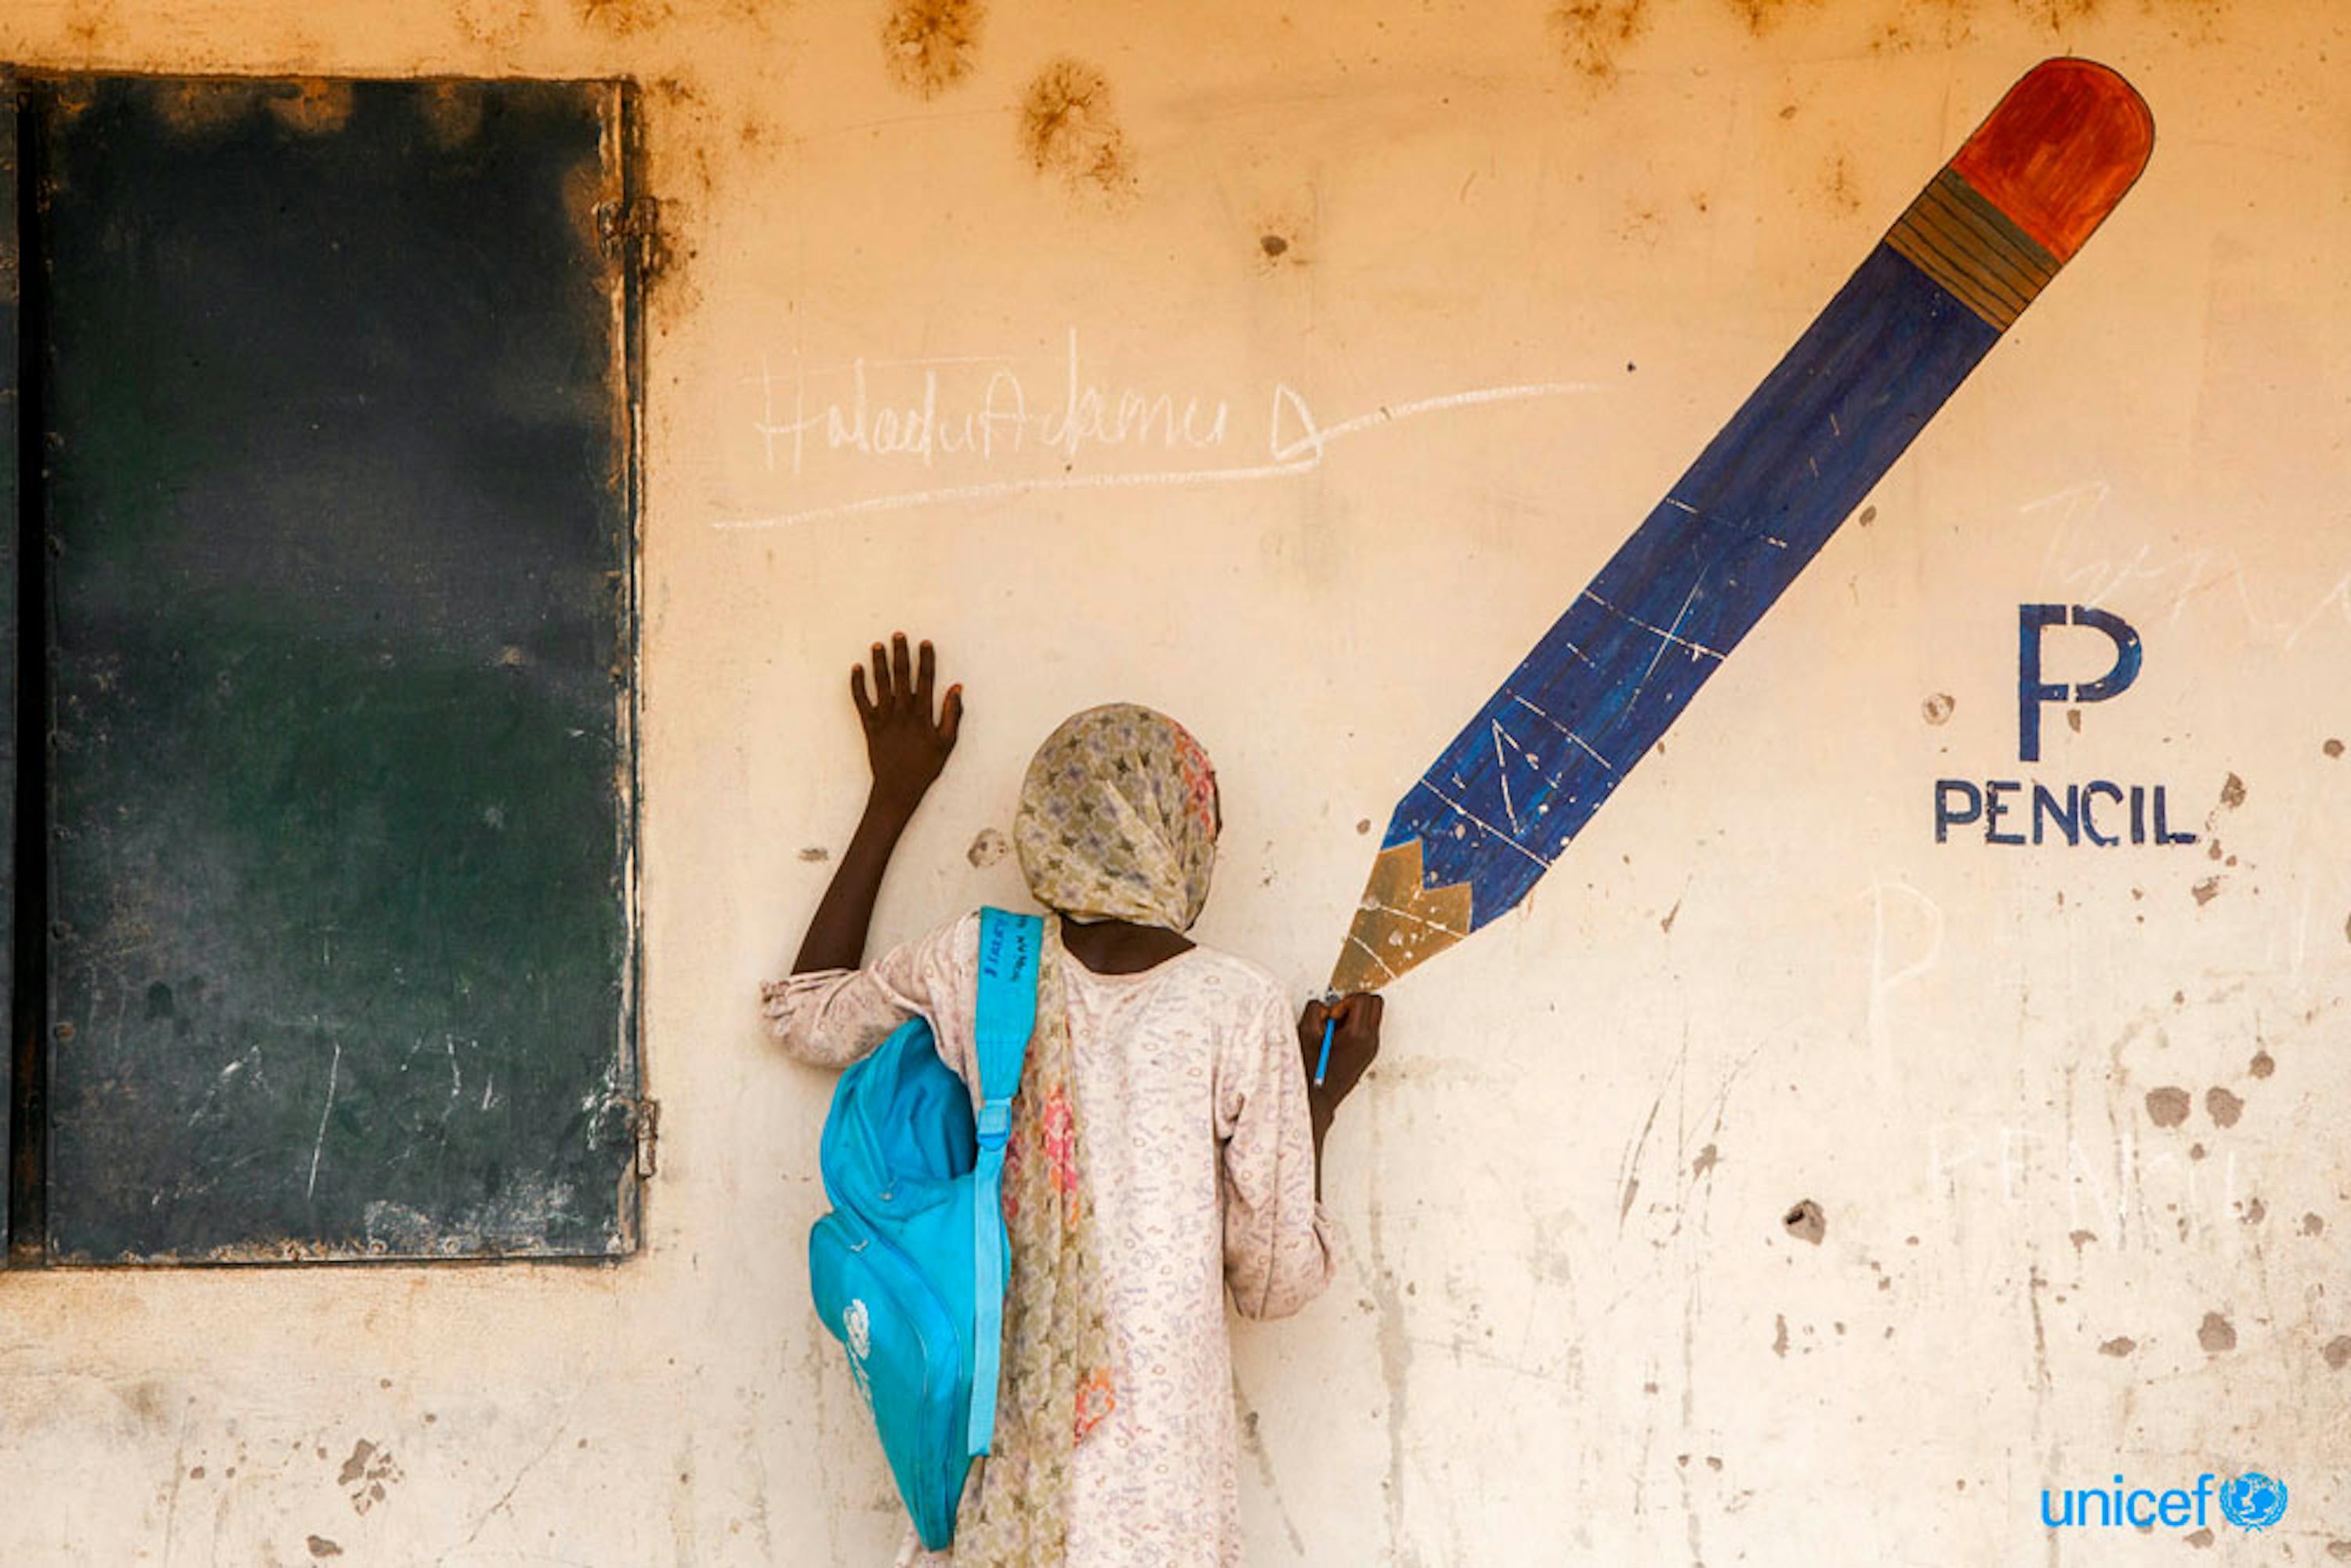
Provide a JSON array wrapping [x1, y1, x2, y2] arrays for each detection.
[[1329, 838, 1475, 993]]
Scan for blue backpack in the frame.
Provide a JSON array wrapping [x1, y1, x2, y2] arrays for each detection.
[[807, 907, 1041, 1551]]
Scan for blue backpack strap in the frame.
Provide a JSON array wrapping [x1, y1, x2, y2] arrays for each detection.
[[967, 907, 1041, 1455]]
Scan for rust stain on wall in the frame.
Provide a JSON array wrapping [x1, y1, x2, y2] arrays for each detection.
[[1549, 0, 1650, 81], [150, 78, 264, 136], [577, 0, 670, 35], [451, 0, 540, 51], [421, 80, 485, 147], [1723, 0, 1823, 35], [267, 78, 355, 135], [882, 0, 984, 100], [1019, 59, 1135, 200]]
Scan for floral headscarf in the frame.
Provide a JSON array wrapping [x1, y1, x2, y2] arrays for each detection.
[[954, 704, 1218, 1564], [1012, 703, 1219, 932]]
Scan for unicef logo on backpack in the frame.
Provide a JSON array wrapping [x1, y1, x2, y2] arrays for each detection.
[[2218, 1472, 2287, 1532], [846, 1297, 872, 1360], [843, 1298, 875, 1407]]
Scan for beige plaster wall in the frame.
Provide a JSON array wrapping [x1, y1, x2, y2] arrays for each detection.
[[1, 0, 2346, 1562]]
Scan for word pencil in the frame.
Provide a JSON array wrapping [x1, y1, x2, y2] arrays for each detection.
[[1331, 58, 2154, 994]]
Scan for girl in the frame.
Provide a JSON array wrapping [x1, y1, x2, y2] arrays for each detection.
[[764, 633, 1383, 1567]]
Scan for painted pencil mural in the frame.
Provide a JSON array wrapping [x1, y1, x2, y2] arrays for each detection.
[[1331, 58, 2155, 994]]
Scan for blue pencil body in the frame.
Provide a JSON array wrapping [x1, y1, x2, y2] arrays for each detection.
[[1389, 247, 2001, 929]]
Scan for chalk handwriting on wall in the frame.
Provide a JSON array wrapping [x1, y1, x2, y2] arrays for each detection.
[[1328, 60, 2156, 993], [720, 330, 1599, 530]]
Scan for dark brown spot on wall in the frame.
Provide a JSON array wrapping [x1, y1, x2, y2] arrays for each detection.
[[1019, 60, 1135, 199], [577, 0, 669, 34], [2009, 0, 2102, 30], [2195, 1312, 2236, 1353], [1549, 0, 1650, 81], [420, 82, 485, 149], [882, 0, 984, 100], [266, 80, 354, 136], [451, 0, 541, 50], [2205, 1086, 2243, 1128], [1782, 1198, 1826, 1244], [1821, 153, 1863, 213], [150, 79, 263, 137], [2143, 1086, 2190, 1128], [1723, 0, 1822, 34], [1921, 693, 1954, 725]]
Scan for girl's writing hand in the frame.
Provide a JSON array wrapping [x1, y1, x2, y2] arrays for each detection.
[[1299, 993, 1382, 1120], [852, 632, 963, 818]]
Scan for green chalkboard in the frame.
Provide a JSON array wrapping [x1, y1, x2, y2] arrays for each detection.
[[24, 75, 642, 1262]]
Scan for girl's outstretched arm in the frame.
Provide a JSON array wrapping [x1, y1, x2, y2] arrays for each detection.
[[792, 632, 964, 974]]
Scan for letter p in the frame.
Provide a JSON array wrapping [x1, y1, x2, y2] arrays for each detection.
[[2019, 604, 2142, 762]]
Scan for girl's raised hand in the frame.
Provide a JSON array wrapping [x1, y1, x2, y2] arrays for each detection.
[[852, 632, 964, 817]]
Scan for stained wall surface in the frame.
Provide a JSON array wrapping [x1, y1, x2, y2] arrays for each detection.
[[2, 0, 2348, 1563]]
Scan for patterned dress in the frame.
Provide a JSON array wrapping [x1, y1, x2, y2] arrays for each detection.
[[765, 911, 1335, 1566]]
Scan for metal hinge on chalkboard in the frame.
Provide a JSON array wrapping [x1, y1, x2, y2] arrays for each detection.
[[629, 1098, 661, 1180], [595, 195, 668, 281]]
